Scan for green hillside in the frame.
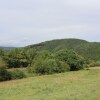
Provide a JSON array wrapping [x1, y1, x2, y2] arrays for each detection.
[[26, 38, 100, 60], [0, 69, 100, 100]]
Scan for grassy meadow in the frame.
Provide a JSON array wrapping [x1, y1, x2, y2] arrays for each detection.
[[0, 67, 100, 100]]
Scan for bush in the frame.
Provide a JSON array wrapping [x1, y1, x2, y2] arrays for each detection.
[[55, 49, 85, 71], [0, 67, 11, 81], [86, 60, 98, 67], [0, 59, 7, 68], [10, 69, 25, 80], [32, 58, 70, 75], [94, 61, 100, 66], [3, 49, 29, 68]]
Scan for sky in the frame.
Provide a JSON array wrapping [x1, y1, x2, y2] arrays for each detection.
[[0, 0, 100, 47]]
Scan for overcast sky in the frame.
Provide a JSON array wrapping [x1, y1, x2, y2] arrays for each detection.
[[0, 0, 100, 47]]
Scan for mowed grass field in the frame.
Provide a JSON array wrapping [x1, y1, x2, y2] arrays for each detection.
[[0, 67, 100, 100]]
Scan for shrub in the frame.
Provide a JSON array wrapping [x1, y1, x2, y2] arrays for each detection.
[[55, 49, 85, 71], [94, 61, 100, 66], [3, 49, 29, 68], [10, 69, 25, 80], [0, 59, 7, 68], [0, 67, 11, 81], [32, 58, 70, 75], [88, 61, 96, 67]]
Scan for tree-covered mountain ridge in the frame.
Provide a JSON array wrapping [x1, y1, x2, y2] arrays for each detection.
[[26, 38, 100, 60]]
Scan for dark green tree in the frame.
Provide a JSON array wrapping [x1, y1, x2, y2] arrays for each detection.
[[3, 49, 28, 68], [25, 48, 37, 66], [0, 67, 11, 81], [55, 49, 85, 71]]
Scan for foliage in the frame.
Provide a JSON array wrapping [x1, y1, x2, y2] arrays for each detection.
[[88, 60, 96, 67], [32, 58, 70, 74], [0, 67, 11, 81], [27, 38, 100, 61], [95, 61, 100, 66], [0, 59, 6, 68], [28, 50, 69, 74], [0, 48, 5, 57], [25, 48, 37, 66], [35, 50, 52, 59], [0, 39, 100, 82], [55, 49, 85, 71], [10, 69, 26, 80], [3, 48, 36, 68], [89, 60, 100, 67]]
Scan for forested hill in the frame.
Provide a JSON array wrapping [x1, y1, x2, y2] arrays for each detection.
[[26, 39, 100, 60]]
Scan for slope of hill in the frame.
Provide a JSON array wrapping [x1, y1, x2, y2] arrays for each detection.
[[0, 69, 100, 100], [26, 38, 100, 60]]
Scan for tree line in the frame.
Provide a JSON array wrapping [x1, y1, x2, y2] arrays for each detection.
[[0, 48, 99, 81]]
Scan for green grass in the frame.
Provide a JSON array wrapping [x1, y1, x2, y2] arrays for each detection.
[[0, 69, 100, 100]]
